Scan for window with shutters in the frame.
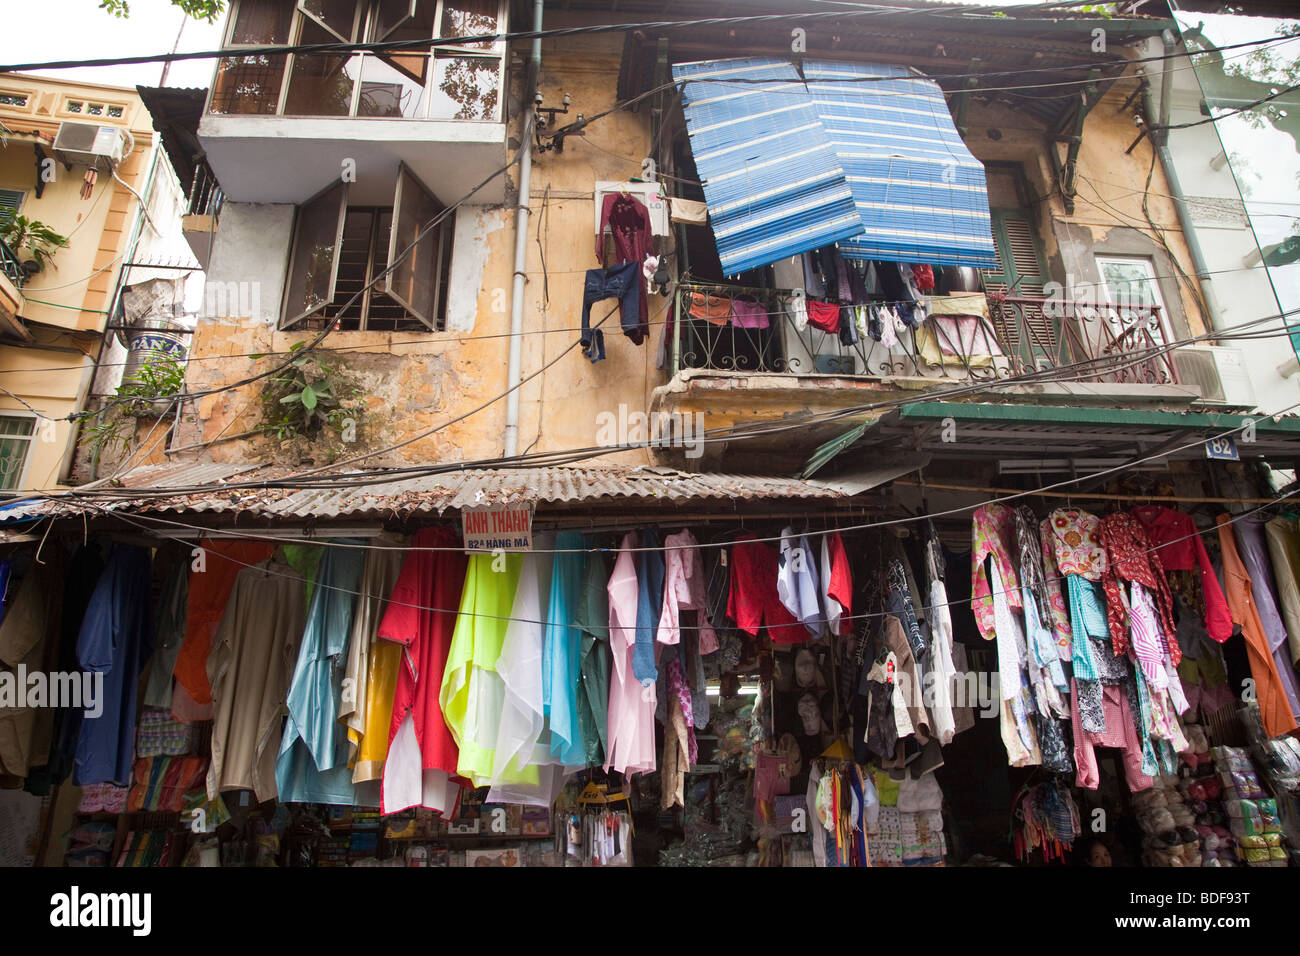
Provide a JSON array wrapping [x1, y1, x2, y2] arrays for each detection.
[[981, 179, 1063, 370], [0, 189, 23, 217]]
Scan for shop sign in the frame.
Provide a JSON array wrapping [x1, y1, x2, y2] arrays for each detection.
[[1205, 436, 1239, 461], [462, 503, 534, 551]]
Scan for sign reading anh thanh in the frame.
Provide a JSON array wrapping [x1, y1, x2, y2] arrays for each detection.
[[462, 502, 534, 552]]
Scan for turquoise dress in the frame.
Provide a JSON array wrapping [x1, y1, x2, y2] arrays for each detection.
[[543, 532, 587, 767], [275, 543, 365, 804]]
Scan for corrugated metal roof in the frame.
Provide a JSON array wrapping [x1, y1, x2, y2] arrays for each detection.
[[4, 463, 887, 524]]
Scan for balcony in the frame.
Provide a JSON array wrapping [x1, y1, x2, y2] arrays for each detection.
[[197, 0, 509, 206], [0, 240, 27, 339], [650, 282, 1198, 473], [180, 163, 224, 269]]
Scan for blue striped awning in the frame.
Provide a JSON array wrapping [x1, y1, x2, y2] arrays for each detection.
[[803, 61, 998, 268], [673, 58, 864, 276], [673, 57, 998, 273]]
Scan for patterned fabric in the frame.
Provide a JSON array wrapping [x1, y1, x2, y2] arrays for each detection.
[[1046, 509, 1107, 580], [971, 504, 1020, 640], [1098, 513, 1181, 665], [1067, 575, 1107, 682], [135, 707, 200, 758], [887, 558, 927, 664], [1039, 518, 1073, 659], [1035, 713, 1072, 774], [1013, 506, 1051, 621]]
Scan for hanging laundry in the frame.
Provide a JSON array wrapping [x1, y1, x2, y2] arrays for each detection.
[[275, 544, 366, 805], [688, 291, 733, 326], [1263, 517, 1300, 664], [378, 526, 468, 816], [1131, 505, 1232, 643], [1098, 512, 1180, 663], [488, 536, 572, 807], [598, 191, 653, 341], [819, 531, 852, 637], [580, 261, 642, 362], [806, 300, 840, 334], [340, 538, 406, 783], [0, 559, 63, 782], [778, 527, 823, 638], [573, 551, 612, 768], [143, 556, 188, 711], [172, 539, 275, 709], [206, 558, 307, 802], [659, 529, 718, 654], [544, 531, 588, 768], [910, 264, 935, 293], [727, 534, 806, 644], [441, 551, 524, 786], [633, 528, 666, 682], [605, 531, 657, 777], [1232, 516, 1300, 719], [781, 290, 809, 332], [72, 546, 154, 788], [729, 298, 769, 329], [1037, 517, 1074, 661]]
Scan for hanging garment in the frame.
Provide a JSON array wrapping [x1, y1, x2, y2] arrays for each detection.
[[1216, 515, 1299, 738], [143, 557, 188, 711], [1045, 508, 1107, 580], [926, 574, 958, 745], [340, 538, 405, 782], [206, 560, 307, 801], [1131, 505, 1232, 643], [782, 290, 809, 332], [971, 504, 1021, 640], [574, 551, 612, 768], [727, 534, 806, 644], [379, 526, 469, 816], [1264, 517, 1300, 665], [0, 560, 62, 781], [440, 551, 524, 786], [1232, 516, 1300, 719], [598, 191, 652, 340], [802, 250, 829, 299], [634, 528, 666, 682], [806, 300, 841, 333], [730, 299, 770, 329], [820, 531, 852, 637], [778, 527, 824, 638], [882, 614, 931, 741], [659, 530, 718, 653], [173, 539, 275, 707], [605, 532, 657, 777], [1038, 518, 1073, 661], [544, 531, 588, 768], [1099, 513, 1180, 664], [488, 536, 572, 807], [1069, 675, 1152, 793], [275, 545, 365, 805], [72, 546, 154, 788], [988, 559, 1041, 767], [688, 292, 734, 325], [660, 676, 691, 810], [581, 262, 642, 361]]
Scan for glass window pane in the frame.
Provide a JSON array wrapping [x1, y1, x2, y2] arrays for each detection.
[[285, 21, 360, 116], [386, 166, 443, 328], [373, 0, 419, 41], [284, 182, 347, 326], [210, 53, 288, 114], [1099, 258, 1163, 311], [0, 416, 34, 438], [439, 0, 499, 50], [299, 0, 358, 41], [429, 55, 501, 121], [357, 54, 427, 118], [231, 0, 294, 44], [0, 438, 27, 490]]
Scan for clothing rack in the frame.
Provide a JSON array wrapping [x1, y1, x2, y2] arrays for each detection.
[[893, 479, 1284, 506]]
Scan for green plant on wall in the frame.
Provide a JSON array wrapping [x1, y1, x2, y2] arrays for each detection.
[[259, 342, 365, 444], [80, 353, 187, 459], [0, 211, 69, 273]]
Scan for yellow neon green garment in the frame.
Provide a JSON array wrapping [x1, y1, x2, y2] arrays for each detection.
[[439, 552, 535, 786]]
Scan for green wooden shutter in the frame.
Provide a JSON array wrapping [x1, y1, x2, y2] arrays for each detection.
[[983, 209, 1063, 368]]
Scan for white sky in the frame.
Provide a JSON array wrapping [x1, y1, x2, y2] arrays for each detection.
[[5, 0, 227, 91]]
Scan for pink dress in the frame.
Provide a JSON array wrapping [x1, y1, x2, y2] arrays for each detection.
[[603, 533, 657, 777]]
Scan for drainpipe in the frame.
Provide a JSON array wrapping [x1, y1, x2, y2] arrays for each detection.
[[1142, 30, 1224, 331], [503, 0, 543, 458]]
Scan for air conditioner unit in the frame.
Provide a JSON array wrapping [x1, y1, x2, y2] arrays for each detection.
[[1173, 345, 1256, 407], [52, 122, 129, 173]]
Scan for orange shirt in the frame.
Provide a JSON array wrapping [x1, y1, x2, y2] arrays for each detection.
[[1215, 516, 1299, 738], [172, 539, 275, 705]]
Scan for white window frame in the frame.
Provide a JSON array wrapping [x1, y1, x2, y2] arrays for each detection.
[[0, 413, 36, 493], [209, 0, 507, 121], [1096, 255, 1174, 346]]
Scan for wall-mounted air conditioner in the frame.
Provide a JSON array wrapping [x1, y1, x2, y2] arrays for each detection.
[[52, 122, 130, 173], [593, 181, 670, 239], [1173, 345, 1256, 407]]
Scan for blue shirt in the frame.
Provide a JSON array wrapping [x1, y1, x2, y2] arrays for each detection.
[[74, 545, 153, 786], [275, 544, 365, 804]]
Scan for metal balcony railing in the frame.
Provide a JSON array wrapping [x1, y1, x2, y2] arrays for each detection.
[[187, 163, 224, 219], [667, 283, 1181, 387], [0, 239, 24, 288]]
